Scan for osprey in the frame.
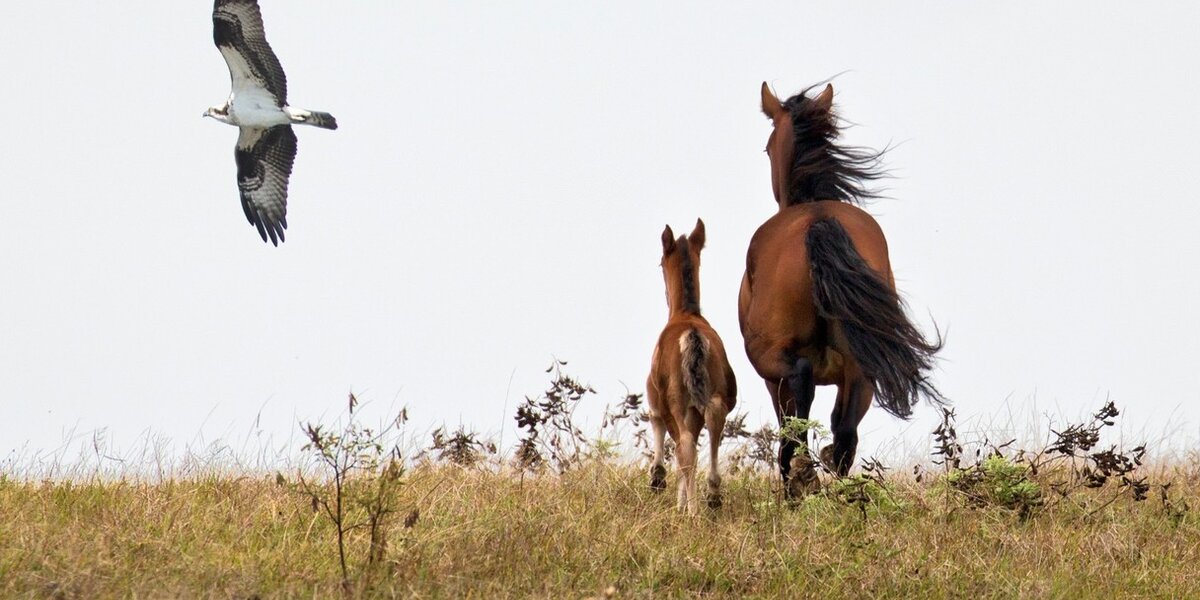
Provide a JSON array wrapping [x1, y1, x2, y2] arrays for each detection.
[[204, 0, 337, 245]]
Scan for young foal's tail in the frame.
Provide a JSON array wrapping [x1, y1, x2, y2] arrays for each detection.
[[679, 329, 711, 411], [805, 218, 944, 419]]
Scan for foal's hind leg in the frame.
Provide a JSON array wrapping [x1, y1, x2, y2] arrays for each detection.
[[676, 409, 704, 514], [675, 430, 697, 514], [704, 398, 728, 508], [824, 370, 873, 477], [648, 412, 667, 492]]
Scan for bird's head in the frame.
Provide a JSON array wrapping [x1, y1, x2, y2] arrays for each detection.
[[203, 105, 230, 123]]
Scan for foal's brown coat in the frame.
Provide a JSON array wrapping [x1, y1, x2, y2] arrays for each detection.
[[647, 219, 737, 513]]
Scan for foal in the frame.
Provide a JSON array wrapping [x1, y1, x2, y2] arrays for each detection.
[[646, 219, 737, 513]]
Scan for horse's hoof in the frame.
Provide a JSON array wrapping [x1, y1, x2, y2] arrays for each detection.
[[785, 456, 820, 500], [785, 476, 820, 500], [706, 493, 723, 509], [819, 444, 835, 469], [649, 465, 667, 492]]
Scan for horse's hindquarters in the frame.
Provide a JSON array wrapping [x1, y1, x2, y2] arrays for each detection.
[[739, 202, 893, 383]]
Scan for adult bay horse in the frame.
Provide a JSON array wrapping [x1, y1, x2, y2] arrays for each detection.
[[647, 219, 737, 513], [739, 82, 943, 494]]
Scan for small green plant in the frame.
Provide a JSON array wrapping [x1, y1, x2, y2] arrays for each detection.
[[943, 454, 1042, 517], [827, 458, 906, 519], [934, 407, 1042, 518], [932, 401, 1155, 521], [778, 416, 830, 476], [980, 455, 1042, 508], [778, 417, 829, 452], [788, 417, 831, 466], [295, 393, 408, 588]]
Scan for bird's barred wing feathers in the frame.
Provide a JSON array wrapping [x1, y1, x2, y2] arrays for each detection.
[[235, 125, 297, 245], [213, 0, 288, 105]]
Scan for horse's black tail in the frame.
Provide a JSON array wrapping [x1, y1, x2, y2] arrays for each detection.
[[680, 329, 711, 411], [806, 217, 945, 418]]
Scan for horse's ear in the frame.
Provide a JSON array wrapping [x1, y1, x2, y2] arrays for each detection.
[[761, 81, 782, 119], [661, 225, 676, 255], [688, 218, 706, 250], [813, 83, 834, 113]]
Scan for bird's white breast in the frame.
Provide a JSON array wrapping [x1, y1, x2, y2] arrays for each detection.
[[228, 90, 290, 128]]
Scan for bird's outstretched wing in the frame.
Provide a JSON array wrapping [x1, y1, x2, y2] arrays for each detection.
[[213, 0, 288, 105], [235, 125, 297, 245]]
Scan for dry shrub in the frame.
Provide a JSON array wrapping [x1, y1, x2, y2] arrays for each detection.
[[513, 359, 594, 472]]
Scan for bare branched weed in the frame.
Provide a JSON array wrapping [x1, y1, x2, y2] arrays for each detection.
[[292, 393, 410, 589], [722, 417, 779, 477], [426, 425, 497, 468], [597, 387, 649, 462], [513, 359, 595, 472]]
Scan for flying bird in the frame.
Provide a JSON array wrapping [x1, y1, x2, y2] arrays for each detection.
[[204, 0, 337, 245]]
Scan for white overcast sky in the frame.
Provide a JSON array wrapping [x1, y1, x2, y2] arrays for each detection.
[[2, 2, 1198, 467]]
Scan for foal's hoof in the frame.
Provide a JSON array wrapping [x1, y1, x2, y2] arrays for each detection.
[[706, 493, 723, 509], [649, 465, 667, 492]]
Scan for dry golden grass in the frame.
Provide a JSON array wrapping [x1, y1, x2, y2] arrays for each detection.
[[2, 459, 1198, 599]]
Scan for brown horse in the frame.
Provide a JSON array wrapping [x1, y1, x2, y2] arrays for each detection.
[[647, 219, 738, 513], [739, 82, 943, 494]]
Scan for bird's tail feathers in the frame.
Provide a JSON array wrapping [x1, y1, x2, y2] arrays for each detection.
[[287, 108, 338, 130]]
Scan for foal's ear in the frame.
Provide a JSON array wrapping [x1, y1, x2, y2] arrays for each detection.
[[761, 81, 783, 119], [688, 218, 706, 250], [812, 83, 834, 113], [661, 225, 676, 255]]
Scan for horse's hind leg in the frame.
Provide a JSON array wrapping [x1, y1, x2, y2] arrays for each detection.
[[648, 412, 667, 491], [705, 398, 728, 508], [824, 370, 872, 477], [772, 360, 813, 482], [783, 357, 818, 497]]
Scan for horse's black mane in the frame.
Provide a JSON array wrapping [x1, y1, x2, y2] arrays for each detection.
[[676, 237, 701, 314], [783, 86, 888, 206]]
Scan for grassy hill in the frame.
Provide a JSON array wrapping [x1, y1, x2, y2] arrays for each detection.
[[3, 453, 1197, 598], [3, 375, 1197, 598]]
